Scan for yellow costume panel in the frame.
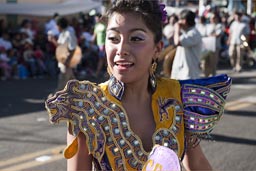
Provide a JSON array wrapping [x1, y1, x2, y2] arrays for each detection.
[[45, 74, 231, 170]]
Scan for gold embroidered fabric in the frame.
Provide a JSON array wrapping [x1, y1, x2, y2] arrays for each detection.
[[45, 78, 184, 170], [45, 74, 232, 170]]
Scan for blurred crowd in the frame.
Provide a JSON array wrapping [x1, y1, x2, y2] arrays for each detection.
[[0, 12, 101, 81], [162, 6, 256, 78], [0, 5, 256, 81]]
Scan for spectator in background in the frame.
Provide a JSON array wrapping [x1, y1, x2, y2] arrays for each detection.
[[204, 14, 223, 77], [219, 12, 230, 58], [22, 39, 37, 77], [91, 13, 106, 78], [80, 25, 93, 49], [12, 31, 23, 50], [8, 48, 19, 79], [196, 15, 212, 77], [196, 16, 207, 37], [45, 13, 60, 37], [0, 46, 11, 80], [48, 16, 78, 92], [171, 9, 202, 80], [228, 11, 250, 72], [0, 32, 13, 51], [20, 19, 35, 41], [79, 24, 97, 70], [163, 14, 179, 46], [249, 16, 256, 49], [160, 14, 179, 78], [34, 44, 47, 76]]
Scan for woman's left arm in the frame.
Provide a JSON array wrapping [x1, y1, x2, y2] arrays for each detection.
[[182, 144, 212, 171]]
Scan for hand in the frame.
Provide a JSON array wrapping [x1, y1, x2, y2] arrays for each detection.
[[48, 35, 54, 42], [58, 62, 66, 73]]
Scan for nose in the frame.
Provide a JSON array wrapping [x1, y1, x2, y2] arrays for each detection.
[[116, 39, 130, 57]]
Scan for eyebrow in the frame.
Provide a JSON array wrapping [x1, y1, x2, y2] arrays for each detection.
[[106, 27, 147, 33]]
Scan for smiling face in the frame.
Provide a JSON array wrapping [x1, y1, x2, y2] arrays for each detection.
[[105, 12, 162, 84]]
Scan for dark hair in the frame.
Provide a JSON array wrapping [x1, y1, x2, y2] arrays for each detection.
[[95, 13, 102, 18], [53, 13, 59, 19], [179, 9, 196, 27], [169, 14, 179, 24], [56, 17, 68, 29], [199, 16, 207, 24], [103, 0, 164, 44], [234, 10, 243, 17]]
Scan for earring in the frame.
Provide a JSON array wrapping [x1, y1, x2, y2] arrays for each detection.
[[149, 59, 157, 92], [108, 75, 125, 101]]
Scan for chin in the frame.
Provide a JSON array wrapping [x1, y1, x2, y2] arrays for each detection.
[[112, 73, 131, 83]]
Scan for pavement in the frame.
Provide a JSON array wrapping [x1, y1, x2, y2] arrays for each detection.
[[0, 64, 255, 171]]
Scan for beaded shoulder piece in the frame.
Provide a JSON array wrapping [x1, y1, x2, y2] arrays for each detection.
[[45, 80, 107, 161], [45, 79, 183, 170], [179, 74, 232, 138]]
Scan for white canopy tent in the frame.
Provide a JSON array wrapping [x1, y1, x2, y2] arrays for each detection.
[[0, 0, 101, 16]]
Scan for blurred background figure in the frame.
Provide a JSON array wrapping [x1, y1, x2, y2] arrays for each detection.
[[171, 9, 202, 80], [0, 46, 11, 80], [91, 13, 106, 78], [200, 14, 223, 77], [196, 15, 207, 37], [163, 14, 179, 46], [48, 17, 79, 93], [228, 11, 250, 73], [45, 13, 60, 38], [161, 14, 179, 77]]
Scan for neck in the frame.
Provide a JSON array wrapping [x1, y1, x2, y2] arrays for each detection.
[[122, 77, 151, 103]]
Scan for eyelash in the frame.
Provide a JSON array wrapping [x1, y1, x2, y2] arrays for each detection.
[[107, 36, 144, 43], [131, 37, 143, 41], [107, 37, 118, 41]]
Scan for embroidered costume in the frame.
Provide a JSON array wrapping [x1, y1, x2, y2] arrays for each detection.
[[45, 74, 231, 170]]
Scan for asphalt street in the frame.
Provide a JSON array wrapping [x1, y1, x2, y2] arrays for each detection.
[[0, 67, 256, 171]]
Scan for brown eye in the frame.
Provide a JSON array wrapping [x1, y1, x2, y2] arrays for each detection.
[[107, 34, 120, 44], [130, 36, 143, 42], [108, 36, 118, 41]]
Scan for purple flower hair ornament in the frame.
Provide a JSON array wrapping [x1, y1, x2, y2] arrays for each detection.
[[159, 3, 168, 22]]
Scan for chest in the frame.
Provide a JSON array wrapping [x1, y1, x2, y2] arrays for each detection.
[[124, 105, 156, 152], [98, 96, 184, 170]]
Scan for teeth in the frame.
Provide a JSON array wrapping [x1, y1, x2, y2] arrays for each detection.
[[115, 62, 133, 65]]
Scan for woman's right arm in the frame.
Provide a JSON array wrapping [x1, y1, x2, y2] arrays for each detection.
[[174, 22, 181, 46], [67, 129, 93, 171]]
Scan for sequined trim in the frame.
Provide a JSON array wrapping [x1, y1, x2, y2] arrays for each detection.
[[46, 80, 183, 170], [155, 98, 183, 155], [182, 84, 226, 135]]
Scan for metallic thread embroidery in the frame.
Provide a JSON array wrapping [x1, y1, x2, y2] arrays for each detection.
[[182, 83, 230, 136], [158, 98, 179, 121], [46, 80, 183, 170]]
